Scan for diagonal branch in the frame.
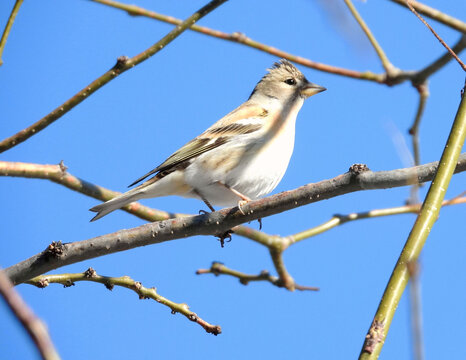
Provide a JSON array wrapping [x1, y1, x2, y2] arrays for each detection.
[[406, 1, 466, 71], [359, 86, 466, 359], [344, 0, 397, 75], [388, 0, 466, 34], [26, 268, 221, 335], [90, 0, 385, 83], [0, 0, 227, 153], [0, 0, 24, 66], [4, 154, 466, 285], [0, 269, 60, 360]]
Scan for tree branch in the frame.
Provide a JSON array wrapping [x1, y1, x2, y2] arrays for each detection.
[[0, 0, 227, 153], [344, 0, 397, 75], [26, 268, 221, 335], [388, 0, 466, 34], [406, 0, 466, 71], [0, 269, 60, 360], [196, 262, 319, 291], [4, 154, 466, 285], [0, 0, 23, 66], [360, 86, 466, 359]]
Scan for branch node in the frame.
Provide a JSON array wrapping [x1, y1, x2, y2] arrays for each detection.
[[105, 282, 114, 291], [46, 241, 65, 258], [112, 56, 129, 72], [63, 279, 75, 288], [363, 318, 386, 354], [37, 278, 49, 288], [349, 163, 370, 176], [84, 267, 97, 278]]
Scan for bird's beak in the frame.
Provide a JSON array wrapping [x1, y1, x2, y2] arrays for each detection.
[[301, 82, 327, 98]]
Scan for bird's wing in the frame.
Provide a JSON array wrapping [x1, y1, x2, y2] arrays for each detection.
[[128, 102, 268, 187]]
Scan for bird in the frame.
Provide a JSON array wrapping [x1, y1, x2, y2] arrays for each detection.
[[90, 59, 326, 221]]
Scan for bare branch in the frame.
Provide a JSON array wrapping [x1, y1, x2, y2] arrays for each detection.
[[0, 0, 23, 66], [388, 0, 466, 34], [0, 269, 60, 360], [0, 0, 228, 153], [26, 268, 221, 335], [344, 0, 397, 75], [91, 0, 385, 83], [289, 195, 466, 244], [4, 154, 466, 285], [406, 0, 466, 72], [196, 262, 319, 291]]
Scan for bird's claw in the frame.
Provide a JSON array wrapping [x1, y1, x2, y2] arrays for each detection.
[[216, 230, 233, 248]]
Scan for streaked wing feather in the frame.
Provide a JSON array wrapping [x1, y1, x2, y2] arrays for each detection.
[[128, 102, 267, 187]]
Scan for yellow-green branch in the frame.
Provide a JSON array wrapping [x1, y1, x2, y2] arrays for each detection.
[[26, 268, 221, 335], [0, 0, 24, 66], [359, 86, 466, 359]]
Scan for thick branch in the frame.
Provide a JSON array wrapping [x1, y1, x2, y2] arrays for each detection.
[[0, 269, 60, 360], [5, 154, 466, 285], [0, 0, 227, 153], [26, 268, 221, 335]]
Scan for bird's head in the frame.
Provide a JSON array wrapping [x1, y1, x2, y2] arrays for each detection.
[[249, 59, 326, 103]]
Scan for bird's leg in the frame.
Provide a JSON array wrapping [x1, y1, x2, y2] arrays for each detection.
[[216, 181, 262, 228], [193, 188, 231, 245], [193, 189, 215, 212], [215, 181, 251, 215]]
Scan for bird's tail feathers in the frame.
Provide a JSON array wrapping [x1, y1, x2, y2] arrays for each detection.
[[89, 190, 143, 222]]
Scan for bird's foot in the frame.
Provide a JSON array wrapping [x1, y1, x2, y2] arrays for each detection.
[[216, 229, 233, 248]]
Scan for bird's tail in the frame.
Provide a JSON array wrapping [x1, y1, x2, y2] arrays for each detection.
[[89, 189, 143, 222]]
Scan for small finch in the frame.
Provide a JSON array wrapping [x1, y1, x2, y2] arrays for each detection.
[[90, 59, 326, 221]]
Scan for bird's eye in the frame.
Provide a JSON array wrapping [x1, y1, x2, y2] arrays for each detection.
[[284, 78, 296, 86]]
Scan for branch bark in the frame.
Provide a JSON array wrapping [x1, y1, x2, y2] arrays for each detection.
[[0, 269, 60, 360], [5, 154, 466, 285]]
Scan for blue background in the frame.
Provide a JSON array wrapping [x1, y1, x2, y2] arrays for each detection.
[[1, 0, 465, 359]]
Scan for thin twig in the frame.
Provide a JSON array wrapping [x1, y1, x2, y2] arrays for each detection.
[[408, 82, 430, 204], [0, 269, 60, 360], [4, 154, 466, 285], [90, 0, 384, 83], [344, 0, 397, 75], [196, 262, 319, 291], [26, 268, 221, 335], [288, 196, 466, 244], [406, 0, 466, 72], [0, 0, 227, 153], [359, 85, 466, 359], [388, 0, 466, 34], [0, 0, 23, 66], [414, 35, 466, 83]]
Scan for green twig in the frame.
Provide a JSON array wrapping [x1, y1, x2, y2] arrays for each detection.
[[359, 85, 466, 359], [196, 262, 319, 291], [0, 0, 227, 153], [0, 0, 24, 66], [26, 268, 221, 335]]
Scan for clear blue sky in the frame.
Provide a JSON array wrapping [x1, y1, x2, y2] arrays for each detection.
[[1, 0, 465, 359]]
